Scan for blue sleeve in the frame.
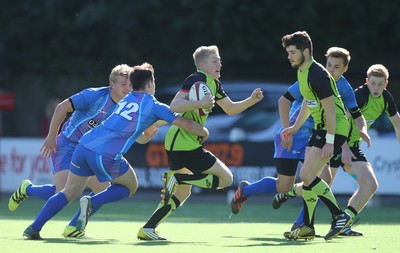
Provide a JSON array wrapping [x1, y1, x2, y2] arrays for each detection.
[[70, 88, 101, 110], [153, 101, 178, 123], [287, 81, 303, 101], [336, 77, 358, 109]]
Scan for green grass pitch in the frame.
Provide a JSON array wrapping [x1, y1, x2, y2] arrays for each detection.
[[0, 193, 398, 253]]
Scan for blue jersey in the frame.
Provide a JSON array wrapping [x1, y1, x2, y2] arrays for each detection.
[[79, 92, 178, 159], [274, 77, 357, 159], [61, 87, 117, 143], [274, 82, 313, 159], [336, 76, 358, 110]]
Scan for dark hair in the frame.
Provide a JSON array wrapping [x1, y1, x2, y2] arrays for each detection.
[[325, 47, 351, 67], [129, 62, 154, 91], [281, 31, 313, 55]]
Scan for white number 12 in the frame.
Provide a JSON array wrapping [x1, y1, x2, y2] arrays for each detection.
[[114, 101, 139, 120]]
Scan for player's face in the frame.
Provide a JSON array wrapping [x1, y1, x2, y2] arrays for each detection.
[[148, 79, 156, 95], [326, 56, 347, 82], [202, 53, 222, 80], [110, 76, 133, 102], [286, 45, 305, 69], [366, 76, 387, 98]]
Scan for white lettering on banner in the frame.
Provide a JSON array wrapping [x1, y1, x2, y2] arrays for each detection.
[[0, 138, 399, 195], [332, 138, 400, 195], [373, 156, 400, 175], [0, 138, 53, 192]]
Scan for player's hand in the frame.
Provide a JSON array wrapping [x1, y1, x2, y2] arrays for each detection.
[[200, 94, 215, 111], [251, 88, 264, 103], [360, 129, 371, 148], [341, 145, 356, 167], [281, 134, 293, 151], [40, 136, 57, 158], [321, 143, 334, 159], [281, 126, 296, 140]]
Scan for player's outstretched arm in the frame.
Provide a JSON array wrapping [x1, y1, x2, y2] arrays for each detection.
[[217, 88, 263, 116]]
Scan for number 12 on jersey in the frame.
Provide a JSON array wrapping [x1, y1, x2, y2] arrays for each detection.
[[114, 101, 139, 120]]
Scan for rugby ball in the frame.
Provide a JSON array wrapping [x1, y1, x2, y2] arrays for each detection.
[[188, 81, 212, 116]]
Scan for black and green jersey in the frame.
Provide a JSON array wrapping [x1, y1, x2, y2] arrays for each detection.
[[165, 70, 227, 151], [348, 84, 398, 147], [298, 60, 349, 136]]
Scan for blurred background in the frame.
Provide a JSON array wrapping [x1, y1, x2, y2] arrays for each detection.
[[1, 0, 399, 136], [1, 1, 399, 200]]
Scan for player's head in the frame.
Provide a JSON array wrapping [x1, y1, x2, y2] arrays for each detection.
[[130, 62, 156, 95], [281, 31, 313, 69], [325, 47, 351, 82], [193, 45, 221, 80], [109, 64, 133, 102], [366, 64, 389, 98]]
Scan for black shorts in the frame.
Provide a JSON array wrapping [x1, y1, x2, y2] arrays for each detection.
[[330, 146, 368, 168], [276, 158, 303, 176], [307, 130, 347, 157], [166, 147, 217, 174]]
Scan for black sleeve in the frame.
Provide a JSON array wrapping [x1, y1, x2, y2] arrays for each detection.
[[354, 85, 370, 109], [308, 64, 334, 100], [383, 89, 398, 117], [68, 98, 75, 111], [214, 79, 227, 101], [283, 91, 296, 102], [348, 106, 362, 119]]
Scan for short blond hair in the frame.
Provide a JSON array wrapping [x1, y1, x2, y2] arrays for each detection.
[[367, 64, 389, 81], [109, 64, 132, 84], [193, 45, 219, 69]]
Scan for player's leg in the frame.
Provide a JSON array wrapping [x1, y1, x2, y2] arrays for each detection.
[[339, 160, 377, 236], [285, 163, 332, 234], [24, 172, 89, 240], [139, 167, 191, 241], [8, 143, 75, 211], [75, 155, 138, 232], [139, 149, 219, 241], [166, 148, 230, 190], [344, 161, 377, 216], [289, 135, 349, 241], [87, 175, 110, 193], [270, 158, 300, 210], [64, 175, 111, 236]]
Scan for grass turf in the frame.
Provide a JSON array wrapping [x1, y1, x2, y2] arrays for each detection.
[[0, 194, 398, 253]]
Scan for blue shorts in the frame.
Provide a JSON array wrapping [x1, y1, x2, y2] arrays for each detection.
[[51, 134, 77, 174], [273, 132, 308, 160], [69, 144, 130, 182]]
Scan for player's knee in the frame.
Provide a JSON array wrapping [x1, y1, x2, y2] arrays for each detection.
[[129, 183, 138, 196], [368, 178, 378, 194], [219, 172, 233, 188]]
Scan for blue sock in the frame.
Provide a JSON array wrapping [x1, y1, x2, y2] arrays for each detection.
[[242, 177, 277, 197], [295, 207, 305, 226], [91, 184, 130, 212], [26, 184, 56, 200], [68, 185, 130, 226], [295, 199, 321, 226], [31, 192, 68, 231]]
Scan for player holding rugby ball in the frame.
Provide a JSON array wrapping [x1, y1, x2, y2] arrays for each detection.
[[138, 45, 263, 240]]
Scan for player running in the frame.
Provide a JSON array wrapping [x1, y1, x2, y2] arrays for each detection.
[[22, 63, 209, 240], [9, 64, 133, 238]]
